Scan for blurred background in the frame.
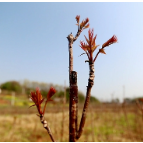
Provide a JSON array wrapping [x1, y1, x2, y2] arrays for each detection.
[[1, 2, 143, 142]]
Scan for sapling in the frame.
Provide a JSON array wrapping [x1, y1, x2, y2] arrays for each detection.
[[77, 29, 117, 140], [67, 15, 117, 141], [30, 87, 56, 142], [67, 15, 90, 142], [30, 15, 117, 142]]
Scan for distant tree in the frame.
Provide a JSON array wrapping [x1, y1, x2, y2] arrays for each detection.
[[65, 88, 85, 103], [1, 81, 22, 93], [90, 96, 100, 103], [78, 91, 85, 103], [40, 90, 49, 98], [57, 91, 64, 98], [113, 98, 120, 103]]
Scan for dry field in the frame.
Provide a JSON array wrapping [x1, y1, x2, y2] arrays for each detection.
[[0, 103, 143, 142]]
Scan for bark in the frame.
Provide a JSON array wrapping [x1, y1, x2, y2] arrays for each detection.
[[69, 71, 78, 142], [40, 115, 55, 142], [73, 29, 82, 42], [67, 33, 74, 73], [76, 62, 95, 139], [67, 29, 82, 142]]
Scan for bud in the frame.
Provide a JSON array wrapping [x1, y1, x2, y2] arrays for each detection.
[[102, 35, 117, 48]]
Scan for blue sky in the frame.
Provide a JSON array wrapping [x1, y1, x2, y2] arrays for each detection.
[[0, 2, 143, 102]]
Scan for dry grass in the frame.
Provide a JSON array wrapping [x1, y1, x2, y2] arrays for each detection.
[[0, 103, 143, 142]]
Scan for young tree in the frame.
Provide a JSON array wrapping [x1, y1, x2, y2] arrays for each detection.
[[67, 15, 117, 142], [30, 15, 117, 142], [30, 87, 56, 142]]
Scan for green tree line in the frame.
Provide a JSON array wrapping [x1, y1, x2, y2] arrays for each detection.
[[0, 80, 100, 103]]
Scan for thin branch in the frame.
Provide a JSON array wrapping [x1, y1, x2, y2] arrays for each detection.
[[74, 29, 82, 42], [76, 62, 95, 139], [40, 115, 55, 142], [78, 53, 86, 57], [93, 50, 100, 62], [67, 33, 74, 73]]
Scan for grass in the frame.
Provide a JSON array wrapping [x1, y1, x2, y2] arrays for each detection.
[[0, 94, 143, 141], [0, 102, 143, 142]]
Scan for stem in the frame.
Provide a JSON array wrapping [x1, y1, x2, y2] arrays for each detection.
[[40, 115, 55, 142], [93, 51, 100, 62], [67, 33, 75, 141], [67, 29, 82, 142], [76, 62, 95, 139], [69, 71, 78, 142], [43, 101, 48, 115], [74, 29, 82, 42], [67, 29, 82, 72], [67, 33, 74, 73]]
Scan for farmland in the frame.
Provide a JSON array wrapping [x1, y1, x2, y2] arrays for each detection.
[[0, 95, 143, 142]]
